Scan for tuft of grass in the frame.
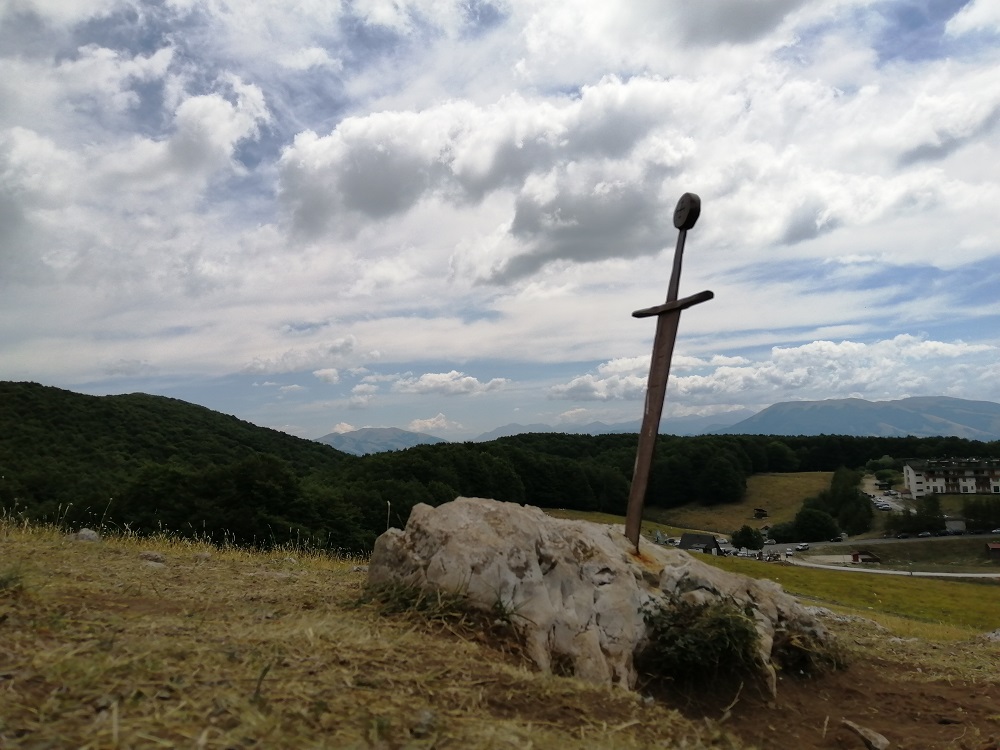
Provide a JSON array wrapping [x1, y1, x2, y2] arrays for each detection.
[[638, 598, 763, 685], [359, 580, 472, 620], [0, 566, 24, 596]]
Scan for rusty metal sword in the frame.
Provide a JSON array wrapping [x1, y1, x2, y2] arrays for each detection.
[[624, 193, 713, 551]]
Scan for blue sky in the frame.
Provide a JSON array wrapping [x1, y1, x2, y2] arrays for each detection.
[[2, 0, 999, 440]]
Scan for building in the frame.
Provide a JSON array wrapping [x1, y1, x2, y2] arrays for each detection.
[[851, 550, 881, 564], [678, 533, 722, 555], [987, 543, 1000, 562], [903, 458, 1000, 498]]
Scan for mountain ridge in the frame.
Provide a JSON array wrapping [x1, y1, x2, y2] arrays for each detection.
[[718, 396, 1000, 439], [321, 397, 1000, 453], [315, 427, 446, 456]]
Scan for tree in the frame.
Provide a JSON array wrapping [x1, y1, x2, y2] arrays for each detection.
[[765, 441, 799, 472], [768, 521, 796, 543], [731, 525, 764, 550], [793, 507, 839, 542], [699, 455, 746, 505]]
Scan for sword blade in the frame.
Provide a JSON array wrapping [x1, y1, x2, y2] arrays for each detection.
[[624, 307, 682, 547]]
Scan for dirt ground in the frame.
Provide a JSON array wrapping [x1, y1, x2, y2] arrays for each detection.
[[652, 632, 1000, 750], [702, 663, 998, 749]]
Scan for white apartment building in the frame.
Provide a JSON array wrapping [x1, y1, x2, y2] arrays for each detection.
[[903, 458, 1000, 498]]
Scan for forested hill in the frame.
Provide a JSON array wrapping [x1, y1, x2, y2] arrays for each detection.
[[0, 381, 349, 481], [0, 382, 356, 544], [4, 381, 1000, 553]]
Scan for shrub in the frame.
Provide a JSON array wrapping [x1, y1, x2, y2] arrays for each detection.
[[638, 598, 762, 685]]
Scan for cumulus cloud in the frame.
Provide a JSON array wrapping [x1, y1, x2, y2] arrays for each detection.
[[408, 413, 463, 433], [244, 337, 355, 374], [548, 373, 647, 401], [329, 422, 356, 433], [670, 336, 998, 406], [4, 0, 1000, 440], [946, 0, 1000, 35], [278, 47, 343, 71], [551, 335, 999, 411], [349, 383, 378, 408], [393, 370, 509, 395], [312, 368, 340, 384], [277, 77, 697, 273]]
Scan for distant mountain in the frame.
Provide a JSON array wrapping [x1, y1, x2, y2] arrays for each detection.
[[315, 427, 447, 456], [718, 397, 1000, 439], [472, 423, 561, 441], [472, 410, 755, 442]]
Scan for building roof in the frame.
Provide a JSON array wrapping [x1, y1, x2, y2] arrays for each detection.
[[678, 533, 720, 551]]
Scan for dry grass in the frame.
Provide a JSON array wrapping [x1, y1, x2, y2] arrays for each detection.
[[1, 520, 749, 749], [644, 472, 833, 535], [6, 513, 1000, 749]]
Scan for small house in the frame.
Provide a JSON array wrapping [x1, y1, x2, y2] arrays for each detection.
[[753, 508, 768, 519], [986, 543, 1000, 561], [678, 533, 722, 555]]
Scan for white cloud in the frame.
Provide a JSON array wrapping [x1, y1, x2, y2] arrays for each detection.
[[408, 413, 462, 434], [557, 407, 590, 423], [312, 368, 340, 384], [244, 337, 356, 374], [57, 45, 174, 114], [393, 371, 509, 395], [548, 373, 647, 402], [550, 335, 1000, 413], [4, 0, 1000, 440], [278, 384, 304, 394], [946, 0, 1000, 35], [278, 47, 343, 72], [329, 422, 357, 434], [350, 383, 378, 408], [668, 336, 998, 407]]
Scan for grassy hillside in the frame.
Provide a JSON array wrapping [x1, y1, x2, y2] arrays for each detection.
[[644, 472, 834, 534], [3, 518, 999, 749], [705, 554, 1000, 633], [0, 521, 740, 749]]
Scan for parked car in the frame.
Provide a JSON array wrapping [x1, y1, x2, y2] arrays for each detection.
[[764, 538, 776, 545], [829, 536, 842, 542], [992, 529, 1000, 534], [917, 531, 932, 538], [785, 548, 794, 557], [896, 532, 910, 539], [795, 543, 810, 551]]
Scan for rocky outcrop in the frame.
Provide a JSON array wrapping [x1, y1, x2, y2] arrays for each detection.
[[368, 497, 831, 694]]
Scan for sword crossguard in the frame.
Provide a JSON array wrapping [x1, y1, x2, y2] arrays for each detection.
[[632, 290, 714, 318]]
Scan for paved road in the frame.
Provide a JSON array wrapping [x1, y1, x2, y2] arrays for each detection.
[[784, 555, 1000, 579]]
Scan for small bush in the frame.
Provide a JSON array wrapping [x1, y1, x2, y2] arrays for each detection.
[[638, 598, 762, 685]]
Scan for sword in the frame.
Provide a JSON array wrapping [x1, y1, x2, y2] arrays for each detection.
[[624, 193, 713, 551]]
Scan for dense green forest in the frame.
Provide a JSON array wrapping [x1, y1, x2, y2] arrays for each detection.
[[3, 382, 1000, 551]]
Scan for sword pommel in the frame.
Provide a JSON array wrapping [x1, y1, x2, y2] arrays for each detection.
[[673, 192, 701, 231]]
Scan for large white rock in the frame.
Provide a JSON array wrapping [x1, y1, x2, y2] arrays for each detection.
[[368, 497, 829, 693]]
